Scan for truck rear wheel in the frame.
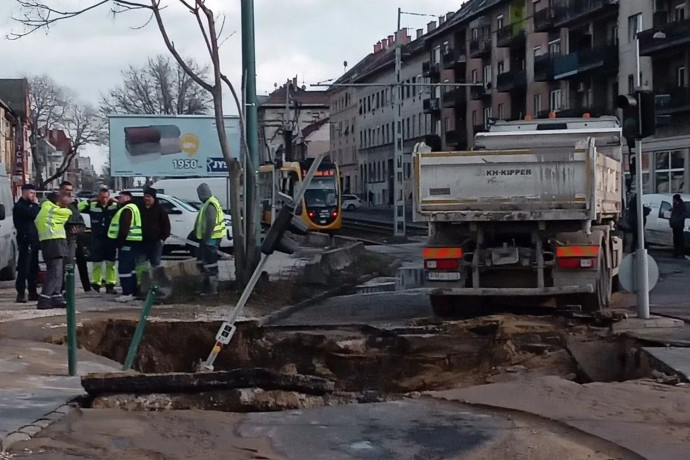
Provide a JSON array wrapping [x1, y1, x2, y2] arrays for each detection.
[[430, 295, 483, 319], [579, 254, 611, 312]]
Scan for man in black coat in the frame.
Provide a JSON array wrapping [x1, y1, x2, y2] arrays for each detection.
[[12, 184, 40, 303]]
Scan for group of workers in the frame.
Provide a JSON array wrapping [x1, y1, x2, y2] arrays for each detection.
[[12, 181, 226, 310]]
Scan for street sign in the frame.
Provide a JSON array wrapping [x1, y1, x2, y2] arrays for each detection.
[[619, 252, 659, 294], [108, 115, 240, 177]]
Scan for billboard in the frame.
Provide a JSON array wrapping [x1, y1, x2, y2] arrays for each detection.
[[109, 115, 241, 177]]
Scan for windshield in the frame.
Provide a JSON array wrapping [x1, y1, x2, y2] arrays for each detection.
[[186, 201, 202, 210], [304, 177, 337, 208]]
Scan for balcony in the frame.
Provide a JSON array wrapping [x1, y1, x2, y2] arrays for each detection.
[[552, 0, 618, 28], [496, 70, 527, 92], [534, 7, 555, 32], [470, 84, 491, 101], [442, 48, 467, 70], [442, 87, 467, 108], [423, 97, 441, 114], [553, 45, 617, 79], [496, 23, 526, 48], [534, 54, 554, 81], [469, 36, 492, 58], [639, 18, 690, 56], [655, 87, 690, 114], [422, 61, 440, 79]]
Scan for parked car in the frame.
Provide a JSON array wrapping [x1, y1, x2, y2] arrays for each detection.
[[152, 177, 231, 212], [80, 191, 233, 255], [342, 194, 362, 211], [642, 193, 690, 249]]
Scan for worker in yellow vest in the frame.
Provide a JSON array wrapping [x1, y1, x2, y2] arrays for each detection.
[[34, 192, 73, 310], [107, 191, 142, 302], [194, 183, 226, 296]]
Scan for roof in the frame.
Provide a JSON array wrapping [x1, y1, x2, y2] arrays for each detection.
[[0, 79, 29, 119], [425, 0, 503, 42], [261, 83, 329, 107], [301, 117, 329, 139]]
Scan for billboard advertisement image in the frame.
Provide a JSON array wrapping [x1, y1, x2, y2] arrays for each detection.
[[109, 114, 241, 177]]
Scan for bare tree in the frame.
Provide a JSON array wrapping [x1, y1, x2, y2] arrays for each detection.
[[101, 55, 212, 116], [28, 75, 70, 184], [10, 0, 257, 286], [41, 103, 106, 188]]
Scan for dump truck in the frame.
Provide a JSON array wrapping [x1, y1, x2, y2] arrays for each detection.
[[413, 116, 624, 317]]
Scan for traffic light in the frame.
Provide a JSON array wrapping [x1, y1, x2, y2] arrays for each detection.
[[617, 90, 656, 144], [260, 205, 309, 255]]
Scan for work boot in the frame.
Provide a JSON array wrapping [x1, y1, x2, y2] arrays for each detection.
[[36, 295, 54, 310], [28, 292, 39, 302], [51, 295, 67, 308], [105, 284, 117, 295], [91, 283, 101, 293], [200, 275, 219, 296], [16, 292, 26, 303]]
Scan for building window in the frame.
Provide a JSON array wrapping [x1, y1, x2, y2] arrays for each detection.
[[445, 117, 452, 131], [549, 89, 562, 111], [548, 39, 561, 55], [533, 46, 543, 58], [534, 93, 542, 115], [483, 107, 493, 128], [678, 66, 686, 87], [472, 28, 478, 40], [628, 74, 635, 93], [628, 14, 642, 43], [472, 110, 478, 125], [498, 103, 505, 120], [472, 69, 478, 83], [412, 115, 416, 137], [496, 15, 504, 31], [483, 65, 492, 87], [497, 60, 505, 75], [676, 3, 686, 22], [418, 114, 422, 135], [655, 150, 685, 193]]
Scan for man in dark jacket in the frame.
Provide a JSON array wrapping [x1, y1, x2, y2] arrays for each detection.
[[139, 186, 170, 267], [13, 184, 40, 303], [79, 187, 118, 293], [670, 194, 687, 258]]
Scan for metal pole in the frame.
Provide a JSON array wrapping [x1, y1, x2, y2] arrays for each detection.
[[65, 265, 77, 376], [241, 0, 261, 262], [393, 7, 406, 240], [634, 36, 650, 319], [123, 285, 158, 371]]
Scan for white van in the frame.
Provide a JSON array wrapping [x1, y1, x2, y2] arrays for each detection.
[[642, 193, 690, 248], [151, 178, 231, 212], [0, 167, 17, 280]]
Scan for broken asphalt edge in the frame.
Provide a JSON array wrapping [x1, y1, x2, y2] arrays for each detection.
[[420, 394, 645, 460], [260, 257, 401, 326], [0, 401, 78, 453]]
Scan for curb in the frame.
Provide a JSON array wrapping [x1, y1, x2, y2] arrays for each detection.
[[1, 401, 77, 453], [261, 258, 401, 326]]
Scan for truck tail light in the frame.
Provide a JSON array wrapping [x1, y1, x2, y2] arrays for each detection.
[[423, 247, 463, 260], [425, 259, 459, 270], [557, 257, 597, 269]]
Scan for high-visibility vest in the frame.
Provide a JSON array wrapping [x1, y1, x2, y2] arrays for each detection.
[[79, 200, 118, 236], [35, 200, 72, 242], [195, 196, 226, 240], [107, 203, 143, 242]]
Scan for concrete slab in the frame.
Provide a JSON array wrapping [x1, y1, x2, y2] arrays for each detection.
[[642, 347, 690, 382], [611, 315, 684, 333]]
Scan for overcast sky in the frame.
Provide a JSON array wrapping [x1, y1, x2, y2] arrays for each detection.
[[0, 0, 460, 173]]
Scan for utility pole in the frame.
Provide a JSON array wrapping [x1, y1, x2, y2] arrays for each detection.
[[284, 80, 293, 162], [393, 7, 406, 240], [241, 0, 260, 262]]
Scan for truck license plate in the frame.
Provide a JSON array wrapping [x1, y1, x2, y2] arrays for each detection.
[[427, 272, 461, 281]]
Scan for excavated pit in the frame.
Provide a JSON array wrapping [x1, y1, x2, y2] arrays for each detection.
[[72, 316, 655, 412]]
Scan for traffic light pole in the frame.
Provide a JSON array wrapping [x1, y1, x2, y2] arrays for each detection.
[[634, 38, 650, 319], [393, 8, 405, 240]]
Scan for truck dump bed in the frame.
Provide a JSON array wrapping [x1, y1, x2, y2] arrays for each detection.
[[413, 119, 623, 223]]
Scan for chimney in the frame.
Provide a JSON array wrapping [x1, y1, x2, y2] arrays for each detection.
[[427, 21, 437, 33], [382, 38, 388, 49], [374, 42, 382, 53], [292, 76, 297, 87], [447, 11, 454, 20], [439, 14, 445, 25], [416, 28, 423, 39], [387, 35, 395, 48]]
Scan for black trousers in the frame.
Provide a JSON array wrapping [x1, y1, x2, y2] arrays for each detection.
[[672, 227, 685, 257], [15, 238, 39, 295]]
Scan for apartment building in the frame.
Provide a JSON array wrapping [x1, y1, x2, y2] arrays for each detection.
[[421, 0, 690, 194], [329, 25, 441, 205]]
